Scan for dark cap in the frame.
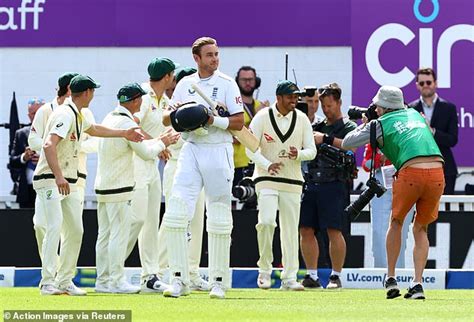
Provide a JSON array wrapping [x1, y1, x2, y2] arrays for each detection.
[[69, 75, 101, 93], [276, 80, 300, 95], [58, 72, 79, 88], [117, 83, 147, 103], [175, 67, 197, 84], [148, 57, 178, 81]]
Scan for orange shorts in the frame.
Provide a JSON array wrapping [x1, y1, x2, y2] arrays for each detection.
[[392, 167, 445, 225]]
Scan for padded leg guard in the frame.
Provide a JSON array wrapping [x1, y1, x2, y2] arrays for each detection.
[[162, 196, 190, 284], [207, 202, 233, 288]]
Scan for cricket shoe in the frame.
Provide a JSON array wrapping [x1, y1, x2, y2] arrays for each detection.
[[40, 284, 64, 296], [163, 279, 190, 298], [110, 282, 140, 294], [257, 273, 271, 289], [190, 276, 209, 291], [280, 280, 305, 291], [59, 283, 87, 296], [209, 283, 226, 299], [142, 274, 168, 293], [94, 282, 112, 294]]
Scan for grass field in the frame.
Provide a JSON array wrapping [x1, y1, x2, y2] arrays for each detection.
[[1, 288, 473, 321]]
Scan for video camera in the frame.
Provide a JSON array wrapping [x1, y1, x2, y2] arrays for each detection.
[[345, 177, 386, 217], [296, 86, 318, 116], [232, 165, 257, 209], [317, 143, 357, 180], [348, 103, 378, 121]]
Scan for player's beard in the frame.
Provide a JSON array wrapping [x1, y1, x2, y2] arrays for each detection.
[[239, 86, 255, 97]]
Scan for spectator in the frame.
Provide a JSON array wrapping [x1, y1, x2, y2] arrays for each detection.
[[409, 68, 458, 194], [9, 98, 44, 208]]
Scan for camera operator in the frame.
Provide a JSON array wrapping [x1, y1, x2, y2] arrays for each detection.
[[342, 86, 444, 300], [233, 66, 269, 187], [299, 83, 356, 289], [246, 80, 316, 290]]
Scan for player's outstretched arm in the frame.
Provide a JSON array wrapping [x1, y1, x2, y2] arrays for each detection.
[[86, 124, 144, 142]]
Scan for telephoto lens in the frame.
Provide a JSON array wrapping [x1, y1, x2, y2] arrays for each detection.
[[345, 177, 386, 217]]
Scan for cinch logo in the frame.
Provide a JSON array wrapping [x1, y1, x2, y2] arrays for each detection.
[[365, 0, 473, 88], [0, 0, 46, 31]]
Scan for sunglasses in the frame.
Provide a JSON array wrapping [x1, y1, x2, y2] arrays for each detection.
[[418, 80, 433, 87]]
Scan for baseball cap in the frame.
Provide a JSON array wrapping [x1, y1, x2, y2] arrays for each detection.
[[372, 85, 405, 110], [175, 67, 197, 84], [69, 75, 101, 93], [58, 72, 79, 88], [276, 80, 301, 95], [117, 83, 147, 103], [148, 57, 179, 81]]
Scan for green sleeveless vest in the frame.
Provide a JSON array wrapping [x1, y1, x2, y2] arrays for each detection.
[[378, 108, 442, 170]]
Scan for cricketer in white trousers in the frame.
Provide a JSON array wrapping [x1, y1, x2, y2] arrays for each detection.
[[256, 189, 302, 281], [125, 156, 162, 280], [30, 106, 97, 266], [162, 142, 234, 287], [157, 149, 206, 283], [35, 186, 84, 287]]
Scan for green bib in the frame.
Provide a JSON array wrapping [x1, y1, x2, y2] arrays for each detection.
[[378, 108, 442, 169]]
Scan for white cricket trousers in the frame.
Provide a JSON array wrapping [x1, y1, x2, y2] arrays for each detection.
[[158, 158, 205, 281], [96, 201, 133, 288], [162, 142, 233, 287], [33, 187, 85, 263], [35, 186, 84, 287], [126, 156, 161, 279], [256, 188, 301, 282]]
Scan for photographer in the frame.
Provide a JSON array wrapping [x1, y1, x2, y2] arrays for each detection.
[[299, 83, 356, 289], [246, 80, 316, 290], [342, 86, 444, 300]]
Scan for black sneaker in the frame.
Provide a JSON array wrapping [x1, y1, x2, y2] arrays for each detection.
[[301, 275, 322, 289], [404, 284, 425, 300], [326, 275, 342, 289], [384, 277, 401, 299]]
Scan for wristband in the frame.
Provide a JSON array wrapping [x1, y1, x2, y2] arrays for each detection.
[[212, 116, 229, 130], [323, 134, 335, 145]]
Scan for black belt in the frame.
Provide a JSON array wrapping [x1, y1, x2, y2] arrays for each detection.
[[33, 173, 78, 184]]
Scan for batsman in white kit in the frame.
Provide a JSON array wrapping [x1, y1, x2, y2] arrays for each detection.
[[94, 83, 179, 294], [33, 75, 144, 296], [162, 37, 244, 299]]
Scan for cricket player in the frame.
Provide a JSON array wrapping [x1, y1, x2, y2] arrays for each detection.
[[162, 37, 244, 299], [34, 75, 144, 296], [125, 57, 177, 293], [28, 72, 78, 259], [95, 83, 179, 294], [156, 67, 209, 291], [247, 81, 316, 291]]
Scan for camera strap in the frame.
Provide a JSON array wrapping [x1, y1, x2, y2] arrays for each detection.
[[369, 121, 378, 180]]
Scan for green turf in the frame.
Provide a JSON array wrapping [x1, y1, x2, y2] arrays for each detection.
[[1, 288, 473, 321]]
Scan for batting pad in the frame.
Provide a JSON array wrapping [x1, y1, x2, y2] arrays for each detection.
[[162, 196, 190, 283], [208, 232, 231, 288], [206, 202, 233, 234]]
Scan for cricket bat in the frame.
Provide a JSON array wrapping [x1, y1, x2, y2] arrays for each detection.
[[191, 83, 260, 152]]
